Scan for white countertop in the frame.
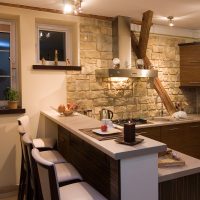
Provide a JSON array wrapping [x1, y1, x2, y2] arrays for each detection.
[[41, 109, 167, 160], [159, 151, 200, 183], [136, 115, 200, 129]]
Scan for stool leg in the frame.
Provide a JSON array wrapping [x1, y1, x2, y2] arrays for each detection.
[[18, 157, 26, 200]]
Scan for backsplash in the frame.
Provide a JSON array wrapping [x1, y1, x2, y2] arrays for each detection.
[[66, 17, 198, 119]]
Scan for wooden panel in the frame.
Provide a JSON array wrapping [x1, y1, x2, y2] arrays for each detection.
[[0, 108, 26, 115], [32, 65, 81, 71], [159, 173, 200, 200], [136, 126, 161, 141], [0, 2, 113, 21], [184, 122, 200, 159], [57, 126, 121, 200], [180, 66, 200, 86], [180, 45, 200, 65], [160, 124, 188, 152], [179, 44, 200, 86]]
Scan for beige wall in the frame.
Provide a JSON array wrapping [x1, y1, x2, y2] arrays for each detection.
[[0, 5, 80, 188]]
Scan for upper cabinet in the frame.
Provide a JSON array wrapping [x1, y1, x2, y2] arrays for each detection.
[[179, 42, 200, 86]]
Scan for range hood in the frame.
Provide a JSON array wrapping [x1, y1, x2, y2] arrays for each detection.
[[95, 68, 158, 78], [95, 16, 158, 78]]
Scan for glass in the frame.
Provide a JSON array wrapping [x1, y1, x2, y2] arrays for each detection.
[[0, 77, 11, 100], [39, 30, 66, 61], [0, 32, 10, 76]]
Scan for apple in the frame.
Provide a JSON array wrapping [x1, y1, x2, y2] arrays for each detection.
[[101, 124, 107, 132]]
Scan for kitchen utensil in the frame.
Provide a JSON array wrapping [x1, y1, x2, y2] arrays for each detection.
[[99, 108, 113, 120]]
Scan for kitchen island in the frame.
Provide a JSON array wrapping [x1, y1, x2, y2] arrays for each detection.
[[41, 109, 166, 200]]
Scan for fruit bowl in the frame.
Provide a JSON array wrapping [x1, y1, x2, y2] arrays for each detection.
[[63, 110, 73, 116]]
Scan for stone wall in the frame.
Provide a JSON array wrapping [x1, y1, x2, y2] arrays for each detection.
[[67, 17, 198, 119]]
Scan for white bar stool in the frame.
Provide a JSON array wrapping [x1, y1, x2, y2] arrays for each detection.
[[32, 148, 107, 200]]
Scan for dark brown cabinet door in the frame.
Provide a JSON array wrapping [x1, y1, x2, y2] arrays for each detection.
[[184, 122, 200, 159], [160, 124, 188, 152], [136, 126, 161, 141], [179, 43, 200, 86]]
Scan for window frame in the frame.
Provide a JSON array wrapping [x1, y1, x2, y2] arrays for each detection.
[[0, 20, 17, 105], [36, 24, 73, 65]]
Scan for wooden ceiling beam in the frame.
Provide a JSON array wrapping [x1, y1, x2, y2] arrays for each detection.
[[130, 11, 176, 115], [138, 10, 153, 62]]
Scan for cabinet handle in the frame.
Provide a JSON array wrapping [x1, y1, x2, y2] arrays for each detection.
[[136, 131, 148, 135], [189, 61, 200, 63], [169, 128, 179, 131], [189, 82, 200, 84], [190, 125, 199, 128]]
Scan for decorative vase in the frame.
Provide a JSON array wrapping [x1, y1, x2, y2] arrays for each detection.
[[8, 101, 18, 109]]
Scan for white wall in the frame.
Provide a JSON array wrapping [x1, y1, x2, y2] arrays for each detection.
[[0, 5, 79, 189]]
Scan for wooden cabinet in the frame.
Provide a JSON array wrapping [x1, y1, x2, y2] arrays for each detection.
[[138, 122, 200, 159], [179, 43, 200, 86], [160, 124, 188, 152], [137, 126, 161, 141]]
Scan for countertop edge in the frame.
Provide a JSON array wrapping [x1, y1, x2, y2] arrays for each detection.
[[41, 110, 167, 160]]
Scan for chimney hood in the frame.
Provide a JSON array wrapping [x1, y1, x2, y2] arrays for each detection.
[[95, 16, 158, 78]]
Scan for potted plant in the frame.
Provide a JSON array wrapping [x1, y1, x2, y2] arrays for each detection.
[[4, 88, 19, 109]]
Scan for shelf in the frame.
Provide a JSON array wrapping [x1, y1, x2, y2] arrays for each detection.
[[32, 65, 81, 71], [0, 108, 26, 115]]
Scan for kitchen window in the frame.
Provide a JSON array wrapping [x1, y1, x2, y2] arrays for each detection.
[[0, 21, 17, 104], [37, 24, 72, 64]]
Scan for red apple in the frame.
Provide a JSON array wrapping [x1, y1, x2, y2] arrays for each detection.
[[101, 124, 107, 132]]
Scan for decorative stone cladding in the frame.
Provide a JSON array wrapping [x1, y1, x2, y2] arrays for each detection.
[[67, 17, 198, 119]]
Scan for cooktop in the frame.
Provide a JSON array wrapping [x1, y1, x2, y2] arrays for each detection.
[[112, 118, 148, 126]]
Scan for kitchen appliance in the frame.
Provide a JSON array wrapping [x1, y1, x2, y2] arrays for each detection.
[[112, 118, 148, 126], [99, 108, 113, 120], [95, 16, 157, 78]]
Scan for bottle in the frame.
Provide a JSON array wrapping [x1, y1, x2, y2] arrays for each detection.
[[54, 49, 58, 65]]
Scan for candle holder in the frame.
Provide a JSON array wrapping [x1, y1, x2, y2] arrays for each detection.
[[124, 122, 136, 143]]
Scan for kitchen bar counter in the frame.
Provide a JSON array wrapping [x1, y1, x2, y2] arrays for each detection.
[[41, 108, 166, 200], [41, 109, 166, 160]]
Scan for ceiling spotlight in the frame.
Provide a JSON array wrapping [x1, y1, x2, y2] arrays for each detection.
[[167, 16, 174, 27], [63, 0, 83, 15], [63, 2, 73, 14]]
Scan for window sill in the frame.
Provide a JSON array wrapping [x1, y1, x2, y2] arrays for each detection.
[[0, 108, 26, 115], [32, 65, 81, 71]]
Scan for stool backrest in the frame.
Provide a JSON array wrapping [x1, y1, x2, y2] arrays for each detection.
[[18, 115, 31, 136], [32, 148, 60, 200]]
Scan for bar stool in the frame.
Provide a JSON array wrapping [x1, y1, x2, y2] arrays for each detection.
[[22, 135, 82, 200], [17, 124, 66, 200], [32, 148, 107, 200], [18, 115, 56, 150]]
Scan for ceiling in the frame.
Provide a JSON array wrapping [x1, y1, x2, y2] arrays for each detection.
[[0, 0, 200, 29]]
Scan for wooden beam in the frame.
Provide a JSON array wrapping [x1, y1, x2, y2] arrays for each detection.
[[138, 10, 153, 63], [130, 19, 153, 26], [0, 2, 112, 21], [131, 14, 176, 115]]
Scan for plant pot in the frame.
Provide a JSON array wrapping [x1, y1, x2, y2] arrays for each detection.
[[8, 101, 18, 109]]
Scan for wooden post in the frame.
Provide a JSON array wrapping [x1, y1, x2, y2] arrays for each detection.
[[130, 11, 176, 115], [138, 10, 153, 64]]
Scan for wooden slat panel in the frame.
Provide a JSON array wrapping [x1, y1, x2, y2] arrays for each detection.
[[57, 126, 121, 200], [159, 173, 200, 200]]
